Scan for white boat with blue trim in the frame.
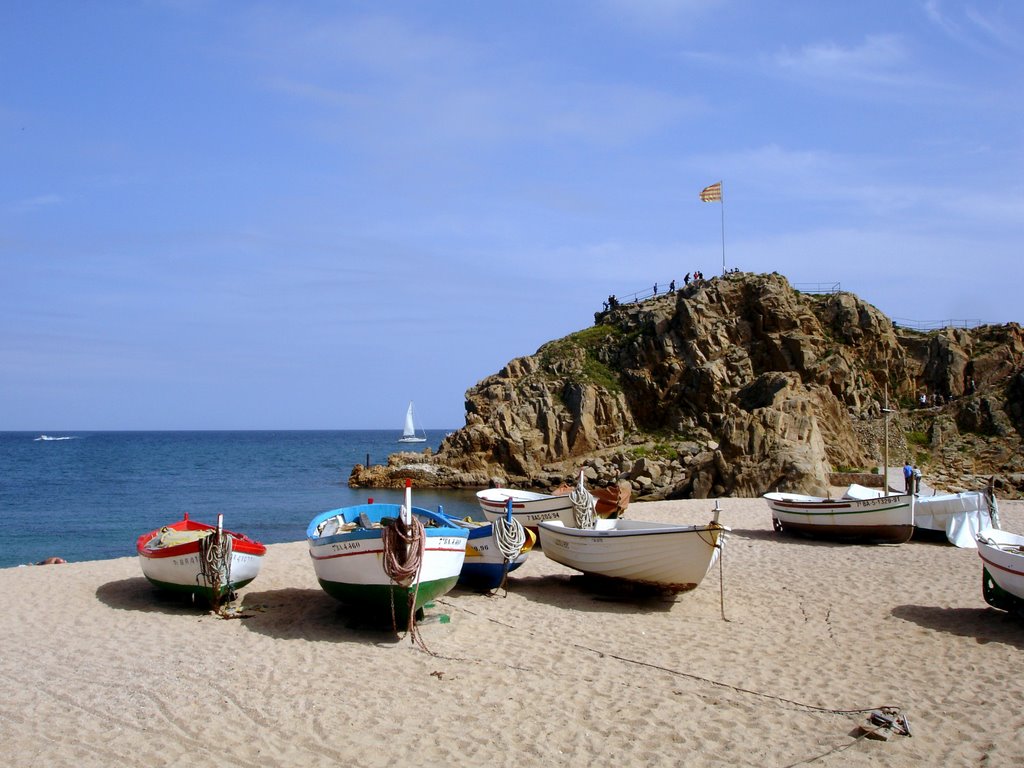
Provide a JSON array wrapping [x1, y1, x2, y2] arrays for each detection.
[[538, 516, 727, 592], [307, 481, 467, 624], [438, 502, 536, 591]]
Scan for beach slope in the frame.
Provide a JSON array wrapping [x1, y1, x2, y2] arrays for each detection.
[[2, 498, 1022, 767]]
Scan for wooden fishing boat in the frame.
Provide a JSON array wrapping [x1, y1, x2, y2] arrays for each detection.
[[537, 517, 728, 592], [136, 512, 266, 603], [976, 527, 1024, 614], [843, 484, 998, 548], [476, 487, 576, 529], [764, 491, 915, 544], [438, 507, 536, 590], [307, 482, 468, 623]]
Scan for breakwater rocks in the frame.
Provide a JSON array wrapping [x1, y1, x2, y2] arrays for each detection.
[[349, 272, 1024, 499]]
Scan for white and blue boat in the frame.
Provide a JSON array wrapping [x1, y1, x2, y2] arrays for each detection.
[[307, 481, 468, 624], [438, 501, 535, 591]]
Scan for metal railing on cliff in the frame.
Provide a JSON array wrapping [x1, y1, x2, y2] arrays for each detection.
[[599, 276, 988, 332], [892, 318, 984, 330], [792, 282, 841, 294]]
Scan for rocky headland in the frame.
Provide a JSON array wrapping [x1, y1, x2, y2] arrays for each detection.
[[351, 272, 1024, 500]]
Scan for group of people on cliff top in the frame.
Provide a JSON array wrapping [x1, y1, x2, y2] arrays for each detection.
[[603, 268, 745, 312]]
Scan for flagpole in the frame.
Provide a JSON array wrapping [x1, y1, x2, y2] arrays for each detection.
[[719, 181, 726, 275], [699, 180, 726, 273]]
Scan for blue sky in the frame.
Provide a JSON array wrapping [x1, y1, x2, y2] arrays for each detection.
[[2, 1, 1022, 431]]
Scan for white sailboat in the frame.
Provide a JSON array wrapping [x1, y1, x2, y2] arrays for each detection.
[[398, 401, 427, 443]]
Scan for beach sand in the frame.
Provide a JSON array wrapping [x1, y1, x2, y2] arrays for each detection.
[[2, 498, 1022, 767]]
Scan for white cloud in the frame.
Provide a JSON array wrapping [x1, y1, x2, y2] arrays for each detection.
[[8, 194, 62, 213], [774, 34, 913, 86], [925, 1, 1024, 56]]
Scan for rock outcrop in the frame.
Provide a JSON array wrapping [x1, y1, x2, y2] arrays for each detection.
[[350, 272, 1024, 499]]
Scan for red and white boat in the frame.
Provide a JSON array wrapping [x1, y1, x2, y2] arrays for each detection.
[[136, 513, 266, 603]]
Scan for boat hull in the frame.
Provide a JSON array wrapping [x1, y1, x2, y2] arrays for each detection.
[[476, 488, 575, 528], [537, 519, 727, 591], [307, 504, 467, 621], [450, 519, 536, 590], [977, 527, 1024, 612], [764, 492, 915, 544], [136, 516, 266, 602]]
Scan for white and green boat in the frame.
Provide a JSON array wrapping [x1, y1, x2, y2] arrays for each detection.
[[307, 482, 467, 624]]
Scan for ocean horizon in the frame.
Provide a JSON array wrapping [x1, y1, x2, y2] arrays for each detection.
[[0, 430, 480, 568]]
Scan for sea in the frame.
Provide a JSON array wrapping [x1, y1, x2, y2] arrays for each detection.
[[0, 430, 484, 569]]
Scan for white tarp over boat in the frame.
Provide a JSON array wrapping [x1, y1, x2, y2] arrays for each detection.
[[842, 484, 996, 548]]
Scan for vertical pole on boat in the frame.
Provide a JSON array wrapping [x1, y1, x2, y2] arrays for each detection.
[[403, 479, 412, 526], [882, 385, 891, 497]]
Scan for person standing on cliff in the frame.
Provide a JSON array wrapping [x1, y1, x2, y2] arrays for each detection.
[[903, 461, 914, 494]]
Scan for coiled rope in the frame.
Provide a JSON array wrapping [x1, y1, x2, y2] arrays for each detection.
[[570, 474, 597, 529], [198, 530, 233, 611], [493, 515, 527, 561], [381, 513, 425, 585], [381, 510, 426, 640]]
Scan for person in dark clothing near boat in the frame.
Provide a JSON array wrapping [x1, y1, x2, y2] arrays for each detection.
[[903, 461, 914, 494]]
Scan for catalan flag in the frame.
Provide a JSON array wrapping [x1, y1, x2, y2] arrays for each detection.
[[700, 181, 722, 202]]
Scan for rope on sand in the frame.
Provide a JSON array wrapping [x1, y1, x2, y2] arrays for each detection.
[[438, 600, 906, 722]]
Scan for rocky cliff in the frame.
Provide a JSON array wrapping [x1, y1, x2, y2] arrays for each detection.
[[350, 272, 1024, 499]]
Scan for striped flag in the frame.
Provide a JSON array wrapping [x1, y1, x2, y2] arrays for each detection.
[[700, 181, 722, 202]]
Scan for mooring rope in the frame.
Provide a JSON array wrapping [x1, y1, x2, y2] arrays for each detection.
[[381, 511, 427, 642], [986, 478, 1001, 529], [382, 515, 424, 584], [198, 530, 233, 611], [570, 476, 597, 529], [493, 515, 527, 561]]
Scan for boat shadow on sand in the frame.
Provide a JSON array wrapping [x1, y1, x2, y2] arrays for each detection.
[[499, 574, 684, 615], [95, 579, 420, 643], [237, 587, 453, 643], [95, 577, 223, 615], [891, 604, 1024, 650]]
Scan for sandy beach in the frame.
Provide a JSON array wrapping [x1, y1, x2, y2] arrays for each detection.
[[2, 497, 1022, 767]]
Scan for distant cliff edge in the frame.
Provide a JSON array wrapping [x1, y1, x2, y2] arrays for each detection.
[[351, 272, 1024, 499]]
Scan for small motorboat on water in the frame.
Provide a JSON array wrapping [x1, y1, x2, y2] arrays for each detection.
[[136, 513, 266, 604]]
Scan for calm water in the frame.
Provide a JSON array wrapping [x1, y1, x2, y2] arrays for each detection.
[[0, 430, 481, 568]]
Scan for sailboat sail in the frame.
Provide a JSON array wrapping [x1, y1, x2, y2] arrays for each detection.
[[398, 401, 427, 443]]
